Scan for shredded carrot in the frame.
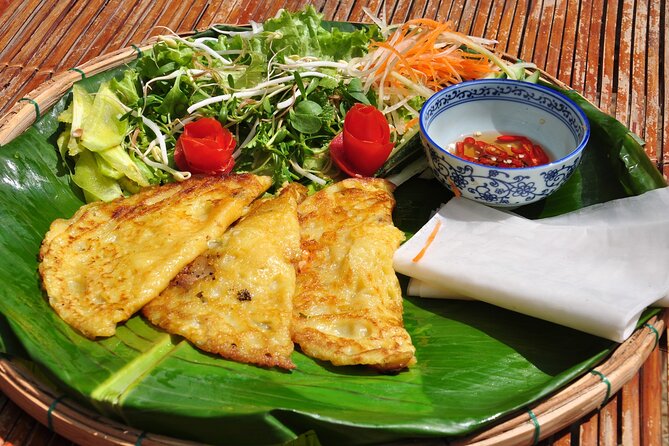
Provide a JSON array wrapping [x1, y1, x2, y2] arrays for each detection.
[[447, 177, 462, 197], [354, 17, 501, 137], [405, 116, 419, 129], [412, 220, 442, 263], [362, 19, 498, 94], [370, 40, 421, 84]]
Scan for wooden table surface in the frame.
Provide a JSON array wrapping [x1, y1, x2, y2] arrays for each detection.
[[0, 0, 667, 445]]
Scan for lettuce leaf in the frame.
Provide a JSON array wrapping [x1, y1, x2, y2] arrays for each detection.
[[81, 83, 129, 152], [72, 151, 123, 202], [261, 6, 380, 62], [110, 70, 141, 106], [97, 145, 150, 187]]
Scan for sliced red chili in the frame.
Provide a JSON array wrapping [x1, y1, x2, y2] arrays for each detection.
[[496, 134, 524, 143], [456, 141, 465, 156], [453, 134, 550, 168]]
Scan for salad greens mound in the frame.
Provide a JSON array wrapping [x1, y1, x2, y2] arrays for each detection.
[[55, 7, 538, 203], [57, 7, 382, 201]]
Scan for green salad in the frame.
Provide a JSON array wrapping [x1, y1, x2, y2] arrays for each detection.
[[55, 6, 533, 202]]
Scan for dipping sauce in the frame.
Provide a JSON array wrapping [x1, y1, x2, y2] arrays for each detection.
[[453, 132, 551, 168]]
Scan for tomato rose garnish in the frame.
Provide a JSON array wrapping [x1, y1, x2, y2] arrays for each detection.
[[174, 117, 236, 175], [330, 103, 394, 177]]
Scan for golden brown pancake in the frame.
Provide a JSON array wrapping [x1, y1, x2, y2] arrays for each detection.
[[142, 183, 306, 369], [292, 178, 416, 371], [39, 174, 272, 338]]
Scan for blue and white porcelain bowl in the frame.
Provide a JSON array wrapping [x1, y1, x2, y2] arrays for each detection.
[[419, 79, 590, 207]]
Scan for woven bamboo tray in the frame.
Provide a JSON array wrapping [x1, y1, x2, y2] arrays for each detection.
[[0, 35, 665, 445], [0, 39, 159, 145]]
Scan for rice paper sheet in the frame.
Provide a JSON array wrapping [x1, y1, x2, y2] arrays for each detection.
[[395, 188, 669, 342]]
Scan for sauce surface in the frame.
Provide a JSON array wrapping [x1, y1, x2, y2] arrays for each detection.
[[453, 133, 551, 168]]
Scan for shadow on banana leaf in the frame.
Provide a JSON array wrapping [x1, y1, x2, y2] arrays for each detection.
[[405, 295, 613, 376]]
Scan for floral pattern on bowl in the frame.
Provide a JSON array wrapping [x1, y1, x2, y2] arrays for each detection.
[[427, 142, 582, 206]]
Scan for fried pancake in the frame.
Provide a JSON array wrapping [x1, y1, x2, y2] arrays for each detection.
[[292, 178, 416, 371], [142, 183, 307, 369], [39, 174, 272, 338]]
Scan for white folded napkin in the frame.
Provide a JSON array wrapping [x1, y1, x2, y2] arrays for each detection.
[[394, 188, 669, 342]]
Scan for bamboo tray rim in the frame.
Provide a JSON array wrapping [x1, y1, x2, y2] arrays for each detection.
[[0, 38, 158, 145], [0, 29, 664, 446]]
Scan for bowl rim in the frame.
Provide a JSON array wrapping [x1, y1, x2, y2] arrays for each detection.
[[419, 78, 591, 172]]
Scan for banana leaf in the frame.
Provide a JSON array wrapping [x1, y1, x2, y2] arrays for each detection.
[[0, 27, 666, 446]]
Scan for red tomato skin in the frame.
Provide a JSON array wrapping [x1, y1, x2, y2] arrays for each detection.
[[342, 128, 393, 176], [174, 118, 236, 175], [173, 140, 188, 171], [182, 117, 221, 139], [176, 137, 234, 175], [329, 132, 361, 177], [336, 104, 393, 177], [344, 104, 389, 142]]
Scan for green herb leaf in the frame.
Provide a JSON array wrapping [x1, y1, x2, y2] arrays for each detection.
[[290, 100, 323, 134], [156, 75, 188, 118], [344, 77, 370, 105], [294, 100, 322, 115]]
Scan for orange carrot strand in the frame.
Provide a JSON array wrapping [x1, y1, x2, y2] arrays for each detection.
[[412, 220, 442, 262], [367, 18, 498, 94]]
